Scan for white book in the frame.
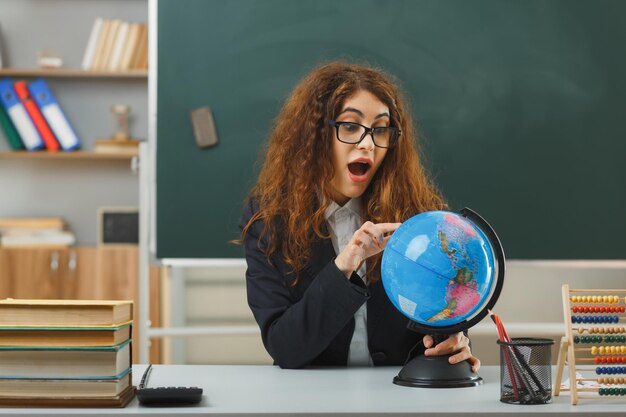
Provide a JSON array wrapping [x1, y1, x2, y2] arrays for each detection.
[[98, 19, 121, 71], [108, 21, 129, 71], [119, 23, 141, 71], [0, 229, 76, 247], [81, 18, 104, 70]]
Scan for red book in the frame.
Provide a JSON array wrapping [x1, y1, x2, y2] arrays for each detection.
[[13, 81, 60, 151]]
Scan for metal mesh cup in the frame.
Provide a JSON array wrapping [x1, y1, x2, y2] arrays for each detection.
[[497, 337, 554, 404]]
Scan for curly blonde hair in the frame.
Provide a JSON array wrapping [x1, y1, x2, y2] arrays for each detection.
[[241, 62, 446, 283]]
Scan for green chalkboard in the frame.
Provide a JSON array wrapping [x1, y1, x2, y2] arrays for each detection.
[[157, 0, 626, 259]]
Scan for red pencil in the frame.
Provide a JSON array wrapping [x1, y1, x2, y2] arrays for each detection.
[[489, 310, 520, 400]]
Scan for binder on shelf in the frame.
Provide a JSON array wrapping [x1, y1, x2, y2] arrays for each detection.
[[0, 103, 24, 150], [28, 79, 81, 150], [0, 78, 44, 151], [81, 17, 104, 70], [13, 81, 60, 151]]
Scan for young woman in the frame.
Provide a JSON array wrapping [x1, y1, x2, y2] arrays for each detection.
[[240, 62, 480, 370]]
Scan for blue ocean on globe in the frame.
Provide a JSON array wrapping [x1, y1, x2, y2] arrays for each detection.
[[381, 211, 496, 327]]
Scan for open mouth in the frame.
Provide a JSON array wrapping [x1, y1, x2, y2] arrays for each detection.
[[348, 161, 371, 176], [347, 160, 371, 180]]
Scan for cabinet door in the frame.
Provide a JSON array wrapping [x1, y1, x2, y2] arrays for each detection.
[[59, 247, 98, 299], [92, 246, 138, 301], [93, 246, 141, 362], [0, 248, 64, 299]]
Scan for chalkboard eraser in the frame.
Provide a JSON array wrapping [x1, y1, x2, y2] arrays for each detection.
[[190, 107, 218, 148]]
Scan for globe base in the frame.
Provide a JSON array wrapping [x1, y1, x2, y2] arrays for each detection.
[[393, 354, 483, 388]]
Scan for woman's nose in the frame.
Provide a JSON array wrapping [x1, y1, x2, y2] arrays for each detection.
[[357, 132, 376, 151]]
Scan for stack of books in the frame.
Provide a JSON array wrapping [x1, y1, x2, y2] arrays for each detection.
[[0, 299, 135, 407], [0, 78, 81, 152], [0, 217, 75, 248], [81, 18, 148, 72]]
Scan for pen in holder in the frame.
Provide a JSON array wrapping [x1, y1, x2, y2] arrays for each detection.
[[490, 310, 554, 404], [497, 338, 554, 404]]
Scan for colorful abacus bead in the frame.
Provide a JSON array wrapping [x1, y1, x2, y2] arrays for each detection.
[[599, 388, 625, 396], [594, 366, 626, 374], [604, 336, 626, 343], [571, 315, 620, 324], [604, 356, 626, 364]]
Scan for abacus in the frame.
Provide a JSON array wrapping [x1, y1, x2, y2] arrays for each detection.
[[554, 284, 626, 404]]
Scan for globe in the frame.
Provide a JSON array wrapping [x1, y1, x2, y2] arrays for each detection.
[[381, 207, 505, 388]]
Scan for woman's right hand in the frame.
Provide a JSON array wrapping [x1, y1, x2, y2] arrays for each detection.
[[334, 221, 401, 278]]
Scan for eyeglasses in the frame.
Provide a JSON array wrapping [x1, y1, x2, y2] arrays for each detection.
[[327, 120, 400, 149]]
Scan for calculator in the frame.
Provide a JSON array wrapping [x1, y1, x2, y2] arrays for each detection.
[[136, 364, 203, 406]]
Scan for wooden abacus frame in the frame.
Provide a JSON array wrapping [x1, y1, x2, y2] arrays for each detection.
[[554, 284, 626, 404]]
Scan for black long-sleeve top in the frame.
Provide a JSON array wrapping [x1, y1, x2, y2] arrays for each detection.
[[241, 199, 426, 368]]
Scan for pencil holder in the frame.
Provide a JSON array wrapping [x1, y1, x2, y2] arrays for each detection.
[[497, 337, 554, 405]]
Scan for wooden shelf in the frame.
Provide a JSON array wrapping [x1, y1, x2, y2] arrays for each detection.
[[0, 151, 137, 160], [0, 68, 147, 79]]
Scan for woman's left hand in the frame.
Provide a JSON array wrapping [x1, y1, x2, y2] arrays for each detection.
[[423, 332, 481, 372]]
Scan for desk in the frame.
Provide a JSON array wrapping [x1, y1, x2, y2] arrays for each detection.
[[0, 365, 624, 416]]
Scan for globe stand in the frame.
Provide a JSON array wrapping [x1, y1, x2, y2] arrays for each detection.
[[393, 333, 483, 388], [383, 208, 505, 389]]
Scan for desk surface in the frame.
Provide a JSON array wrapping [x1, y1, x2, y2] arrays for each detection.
[[0, 365, 624, 416]]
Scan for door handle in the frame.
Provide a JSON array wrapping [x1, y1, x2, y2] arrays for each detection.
[[50, 251, 59, 272], [68, 251, 77, 272]]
